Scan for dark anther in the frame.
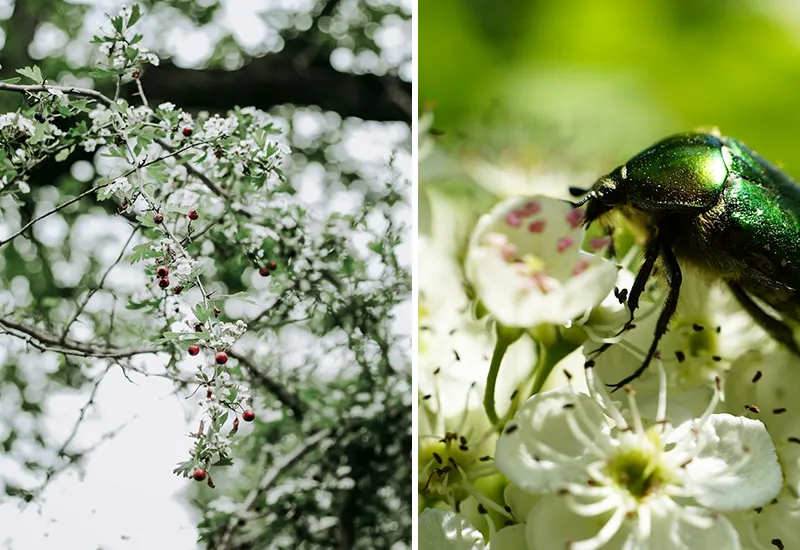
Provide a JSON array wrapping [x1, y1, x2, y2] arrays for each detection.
[[675, 350, 686, 362], [752, 371, 763, 383], [745, 405, 760, 414]]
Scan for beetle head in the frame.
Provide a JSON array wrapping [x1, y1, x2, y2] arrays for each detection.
[[575, 167, 628, 227]]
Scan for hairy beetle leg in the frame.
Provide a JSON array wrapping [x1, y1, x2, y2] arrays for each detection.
[[728, 282, 800, 356], [609, 245, 682, 392]]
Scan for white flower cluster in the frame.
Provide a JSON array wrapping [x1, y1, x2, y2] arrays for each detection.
[[0, 113, 36, 135], [418, 180, 800, 549], [210, 320, 248, 350], [108, 175, 132, 197], [202, 114, 238, 139]]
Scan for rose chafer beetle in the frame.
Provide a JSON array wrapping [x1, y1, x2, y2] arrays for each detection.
[[575, 131, 800, 389]]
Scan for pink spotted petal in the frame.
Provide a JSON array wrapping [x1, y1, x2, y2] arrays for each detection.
[[519, 201, 541, 217], [506, 212, 522, 227], [566, 208, 584, 229], [528, 220, 546, 233], [557, 236, 575, 253]]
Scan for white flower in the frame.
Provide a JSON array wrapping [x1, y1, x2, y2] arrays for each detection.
[[109, 176, 132, 196], [495, 364, 782, 550], [588, 272, 768, 411], [89, 106, 113, 128], [465, 196, 617, 329], [419, 509, 487, 550], [202, 114, 238, 139], [726, 349, 800, 501], [82, 138, 99, 153], [158, 102, 175, 112], [174, 257, 197, 278], [0, 113, 36, 135]]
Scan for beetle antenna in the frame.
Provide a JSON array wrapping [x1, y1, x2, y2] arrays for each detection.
[[571, 193, 593, 207]]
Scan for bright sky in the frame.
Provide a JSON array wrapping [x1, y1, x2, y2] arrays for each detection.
[[0, 0, 411, 548]]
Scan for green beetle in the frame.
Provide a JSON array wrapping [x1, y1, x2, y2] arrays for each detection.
[[576, 131, 800, 389]]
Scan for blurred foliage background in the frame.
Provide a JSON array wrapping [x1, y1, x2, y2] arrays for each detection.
[[420, 0, 800, 192]]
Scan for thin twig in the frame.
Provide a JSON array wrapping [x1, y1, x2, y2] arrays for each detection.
[[0, 318, 156, 358], [61, 224, 140, 342], [0, 82, 114, 105], [0, 181, 114, 247]]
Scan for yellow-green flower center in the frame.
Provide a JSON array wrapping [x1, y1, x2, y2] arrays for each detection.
[[606, 429, 671, 500], [419, 432, 485, 501]]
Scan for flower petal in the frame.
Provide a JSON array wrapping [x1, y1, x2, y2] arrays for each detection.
[[679, 414, 782, 510], [495, 387, 609, 492], [465, 196, 616, 328], [419, 508, 487, 550]]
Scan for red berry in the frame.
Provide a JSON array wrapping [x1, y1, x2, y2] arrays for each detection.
[[188, 345, 200, 356], [157, 266, 169, 278], [188, 210, 199, 220], [154, 213, 164, 224], [158, 278, 170, 289], [192, 468, 206, 481], [242, 410, 255, 422], [259, 267, 270, 277], [182, 127, 193, 137], [215, 352, 228, 365], [173, 285, 183, 294], [268, 261, 277, 270]]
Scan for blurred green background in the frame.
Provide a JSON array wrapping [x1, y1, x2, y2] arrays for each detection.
[[420, 0, 800, 177]]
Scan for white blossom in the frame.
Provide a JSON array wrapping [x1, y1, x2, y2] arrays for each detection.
[[0, 113, 36, 135], [465, 196, 617, 329], [495, 363, 782, 550]]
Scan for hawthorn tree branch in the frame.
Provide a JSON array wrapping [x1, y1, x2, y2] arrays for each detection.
[[229, 349, 306, 420], [0, 318, 156, 358]]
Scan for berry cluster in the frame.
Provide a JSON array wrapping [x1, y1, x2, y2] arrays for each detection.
[[156, 264, 169, 289], [258, 260, 278, 277]]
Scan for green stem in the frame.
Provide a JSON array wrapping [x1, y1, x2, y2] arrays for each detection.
[[483, 325, 520, 427], [529, 333, 580, 396]]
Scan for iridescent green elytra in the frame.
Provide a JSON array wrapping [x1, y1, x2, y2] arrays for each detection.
[[576, 131, 800, 388]]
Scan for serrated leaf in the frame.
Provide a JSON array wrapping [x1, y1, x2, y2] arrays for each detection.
[[16, 66, 43, 83], [193, 304, 210, 323], [212, 457, 234, 467], [128, 4, 142, 27], [111, 16, 123, 33]]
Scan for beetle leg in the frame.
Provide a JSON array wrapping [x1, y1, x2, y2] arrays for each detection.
[[609, 244, 682, 391], [616, 236, 661, 336], [728, 282, 800, 355]]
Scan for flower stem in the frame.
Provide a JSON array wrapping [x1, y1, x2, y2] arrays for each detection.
[[483, 325, 521, 427], [530, 332, 579, 396]]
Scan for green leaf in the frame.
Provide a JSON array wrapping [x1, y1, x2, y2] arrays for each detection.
[[128, 4, 142, 28], [16, 66, 43, 83], [111, 16, 123, 34], [54, 146, 74, 162], [193, 304, 211, 323], [212, 457, 234, 467], [2, 77, 21, 84], [130, 242, 159, 264]]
